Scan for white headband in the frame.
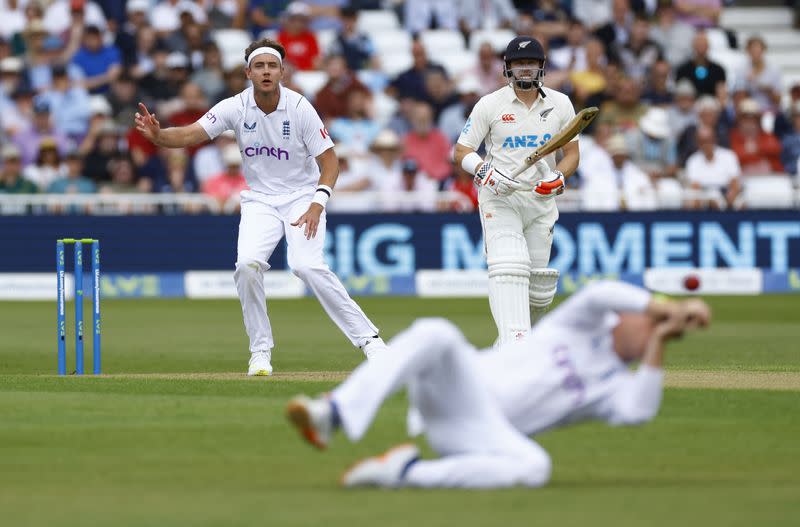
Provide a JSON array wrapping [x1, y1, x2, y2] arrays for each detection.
[[246, 47, 283, 67]]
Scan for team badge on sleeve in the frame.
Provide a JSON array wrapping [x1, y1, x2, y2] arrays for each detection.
[[462, 117, 472, 135]]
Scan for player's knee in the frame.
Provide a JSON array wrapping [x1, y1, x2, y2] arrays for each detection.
[[529, 268, 559, 309], [518, 449, 552, 488], [486, 231, 530, 279], [234, 259, 266, 281]]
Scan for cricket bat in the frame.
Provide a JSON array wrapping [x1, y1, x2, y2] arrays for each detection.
[[510, 106, 599, 179]]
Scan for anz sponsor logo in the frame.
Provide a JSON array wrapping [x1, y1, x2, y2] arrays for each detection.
[[501, 133, 552, 148], [244, 143, 289, 160]]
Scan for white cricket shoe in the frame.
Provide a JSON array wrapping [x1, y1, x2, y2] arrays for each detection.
[[247, 351, 272, 376], [286, 395, 334, 449], [341, 443, 420, 488], [361, 336, 388, 360]]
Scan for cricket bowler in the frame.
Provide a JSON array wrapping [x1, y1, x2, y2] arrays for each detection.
[[134, 39, 388, 376]]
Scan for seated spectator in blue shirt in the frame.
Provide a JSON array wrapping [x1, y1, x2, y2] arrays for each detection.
[[329, 7, 377, 71], [37, 66, 91, 139], [71, 25, 122, 94], [780, 101, 800, 177], [329, 90, 382, 156], [388, 40, 445, 101], [47, 150, 96, 194]]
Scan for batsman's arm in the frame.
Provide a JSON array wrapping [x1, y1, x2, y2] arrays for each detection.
[[554, 140, 579, 179]]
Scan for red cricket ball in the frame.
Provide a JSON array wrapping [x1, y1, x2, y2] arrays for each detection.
[[683, 274, 700, 291]]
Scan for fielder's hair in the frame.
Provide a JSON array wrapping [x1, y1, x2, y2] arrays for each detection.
[[244, 38, 286, 63]]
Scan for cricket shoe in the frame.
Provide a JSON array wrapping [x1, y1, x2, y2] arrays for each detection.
[[286, 395, 334, 449], [247, 350, 273, 376], [360, 336, 388, 360], [341, 444, 420, 488]]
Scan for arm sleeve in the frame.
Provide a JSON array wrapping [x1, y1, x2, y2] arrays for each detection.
[[456, 97, 491, 151], [196, 96, 239, 140], [547, 280, 652, 329], [602, 365, 665, 426], [298, 96, 334, 157]]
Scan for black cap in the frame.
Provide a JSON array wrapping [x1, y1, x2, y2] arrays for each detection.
[[504, 36, 546, 64]]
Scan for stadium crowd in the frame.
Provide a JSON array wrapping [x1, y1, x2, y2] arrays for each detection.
[[0, 0, 799, 212]]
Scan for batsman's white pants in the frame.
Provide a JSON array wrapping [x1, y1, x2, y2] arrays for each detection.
[[332, 318, 551, 489], [234, 189, 378, 352]]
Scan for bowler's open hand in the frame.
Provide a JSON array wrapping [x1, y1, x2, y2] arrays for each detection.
[[292, 203, 323, 240], [135, 102, 161, 143]]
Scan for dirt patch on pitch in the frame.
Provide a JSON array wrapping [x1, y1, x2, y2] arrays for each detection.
[[100, 371, 349, 382], [665, 370, 800, 391]]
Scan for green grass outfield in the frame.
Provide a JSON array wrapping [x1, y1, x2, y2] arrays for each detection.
[[1, 295, 799, 526]]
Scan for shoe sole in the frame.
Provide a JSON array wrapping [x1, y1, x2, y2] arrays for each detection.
[[340, 443, 417, 487], [286, 400, 326, 450]]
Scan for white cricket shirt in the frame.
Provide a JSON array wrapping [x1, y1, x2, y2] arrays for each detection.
[[197, 86, 334, 196], [457, 85, 578, 187]]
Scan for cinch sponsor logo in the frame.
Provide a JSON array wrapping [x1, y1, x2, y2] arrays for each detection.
[[501, 133, 552, 148], [244, 145, 289, 160]]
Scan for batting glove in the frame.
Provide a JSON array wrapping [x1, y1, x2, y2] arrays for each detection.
[[474, 163, 523, 196], [532, 160, 565, 198]]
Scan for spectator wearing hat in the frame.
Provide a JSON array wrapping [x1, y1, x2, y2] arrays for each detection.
[[649, 2, 695, 68], [0, 2, 26, 41], [1, 144, 37, 193], [202, 144, 248, 208], [8, 1, 44, 54], [626, 106, 677, 180], [277, 2, 320, 71], [380, 157, 439, 213], [736, 36, 782, 112], [37, 65, 91, 138], [329, 7, 377, 71], [729, 98, 783, 175], [668, 79, 698, 139], [685, 126, 740, 209], [0, 57, 29, 136], [402, 101, 451, 184], [361, 129, 403, 192], [13, 98, 70, 165], [677, 94, 729, 166], [47, 149, 96, 194], [115, 0, 150, 67], [780, 102, 800, 177], [314, 54, 370, 120], [675, 31, 726, 98], [388, 40, 445, 102], [438, 76, 481, 143], [71, 24, 122, 94], [462, 42, 505, 97], [329, 90, 381, 156], [164, 51, 192, 93], [641, 58, 673, 106], [607, 133, 657, 211], [23, 137, 65, 190]]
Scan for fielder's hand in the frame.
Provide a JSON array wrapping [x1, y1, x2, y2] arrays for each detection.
[[532, 160, 566, 198], [474, 163, 524, 196], [292, 203, 323, 240]]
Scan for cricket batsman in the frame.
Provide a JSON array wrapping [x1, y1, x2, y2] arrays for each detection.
[[454, 36, 581, 344], [134, 39, 388, 376], [287, 281, 711, 488]]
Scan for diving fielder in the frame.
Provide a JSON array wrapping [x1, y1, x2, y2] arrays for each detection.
[[287, 281, 711, 488], [134, 39, 388, 376], [454, 36, 581, 344]]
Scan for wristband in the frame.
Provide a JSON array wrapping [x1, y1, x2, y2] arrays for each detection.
[[311, 185, 332, 208], [552, 169, 565, 181], [461, 152, 484, 176]]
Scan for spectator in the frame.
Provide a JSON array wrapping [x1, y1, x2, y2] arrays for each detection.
[[23, 137, 64, 190], [249, 0, 292, 34], [571, 0, 613, 30], [25, 27, 83, 92], [729, 98, 783, 175], [649, 1, 695, 68], [193, 130, 237, 184], [277, 2, 320, 71], [424, 68, 459, 121], [388, 40, 444, 101], [43, 0, 106, 35], [668, 79, 698, 140], [736, 36, 782, 112], [314, 54, 370, 120], [202, 144, 247, 208], [598, 75, 648, 132], [47, 150, 96, 194], [459, 0, 516, 34], [138, 44, 175, 101], [0, 143, 36, 193], [329, 90, 381, 156], [627, 106, 678, 180], [37, 65, 91, 139], [442, 149, 477, 211], [328, 6, 377, 71], [641, 58, 673, 106], [80, 120, 121, 182], [569, 37, 608, 106], [603, 133, 657, 211], [332, 144, 372, 192], [361, 128, 403, 191], [402, 101, 451, 184], [577, 124, 622, 211], [438, 76, 481, 143], [530, 0, 571, 48], [150, 0, 205, 36], [685, 126, 741, 209], [166, 21, 209, 70], [616, 14, 661, 81], [461, 41, 504, 96], [380, 157, 438, 212], [386, 95, 416, 137], [5, 86, 36, 139], [404, 0, 458, 34], [780, 102, 800, 176], [773, 82, 800, 140], [675, 31, 726, 97], [550, 19, 588, 73], [219, 64, 248, 100], [154, 148, 197, 194], [107, 74, 140, 129], [71, 25, 122, 94], [13, 98, 70, 166], [0, 1, 26, 41], [129, 26, 159, 79], [191, 41, 226, 103], [164, 51, 192, 97], [678, 95, 730, 166], [166, 82, 210, 156], [116, 0, 150, 67], [100, 154, 148, 193], [594, 0, 633, 61], [674, 0, 722, 31], [0, 57, 31, 137]]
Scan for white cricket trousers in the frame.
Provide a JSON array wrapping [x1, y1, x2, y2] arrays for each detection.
[[234, 189, 378, 352], [332, 318, 551, 489]]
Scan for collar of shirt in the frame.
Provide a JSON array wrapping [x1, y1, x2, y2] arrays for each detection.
[[247, 85, 287, 113], [503, 85, 551, 113]]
